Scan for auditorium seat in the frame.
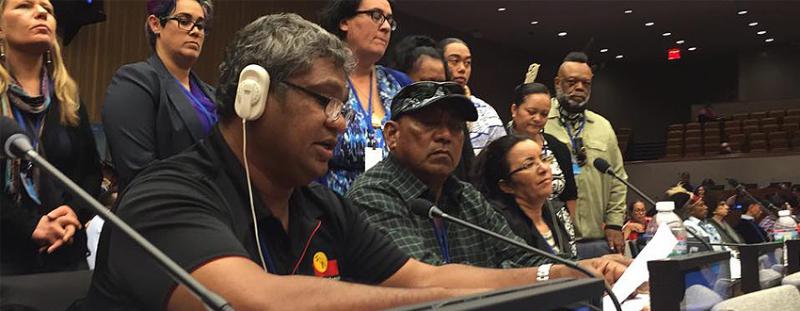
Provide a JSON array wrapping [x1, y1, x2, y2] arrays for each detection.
[[686, 122, 702, 131], [665, 145, 682, 158], [704, 120, 721, 130], [767, 110, 786, 119], [750, 111, 767, 119], [667, 130, 684, 139], [762, 123, 780, 134], [733, 113, 749, 121], [705, 127, 721, 139], [667, 123, 684, 131], [685, 129, 702, 138], [784, 115, 800, 125], [787, 108, 800, 116], [743, 118, 760, 129], [711, 285, 800, 311], [686, 136, 702, 146], [749, 139, 768, 153], [685, 144, 702, 157], [742, 125, 760, 134]]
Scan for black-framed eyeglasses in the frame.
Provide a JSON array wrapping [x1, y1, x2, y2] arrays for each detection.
[[160, 14, 207, 33], [354, 9, 397, 31], [507, 154, 555, 178], [282, 81, 353, 124]]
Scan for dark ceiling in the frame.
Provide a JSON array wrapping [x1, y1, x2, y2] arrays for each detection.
[[396, 1, 800, 63]]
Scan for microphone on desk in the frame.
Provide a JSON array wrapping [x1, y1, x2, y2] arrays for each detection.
[[592, 157, 715, 252], [1, 117, 234, 311], [408, 198, 622, 311]]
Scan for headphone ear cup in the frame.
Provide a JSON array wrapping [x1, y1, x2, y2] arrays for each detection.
[[234, 64, 270, 121]]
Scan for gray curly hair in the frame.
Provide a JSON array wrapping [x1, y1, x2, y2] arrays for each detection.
[[216, 13, 355, 118]]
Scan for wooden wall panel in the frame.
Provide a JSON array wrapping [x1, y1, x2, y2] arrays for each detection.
[[61, 0, 324, 122]]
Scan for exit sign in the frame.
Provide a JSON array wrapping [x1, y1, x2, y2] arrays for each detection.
[[668, 48, 681, 60]]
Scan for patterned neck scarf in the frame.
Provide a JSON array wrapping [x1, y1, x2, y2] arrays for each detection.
[[3, 67, 52, 207], [558, 103, 585, 135]]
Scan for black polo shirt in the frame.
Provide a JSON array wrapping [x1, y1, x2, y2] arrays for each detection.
[[86, 129, 410, 310]]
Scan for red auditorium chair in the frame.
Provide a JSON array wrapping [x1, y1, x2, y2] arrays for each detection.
[[685, 122, 701, 131], [667, 130, 683, 139], [750, 111, 767, 119], [684, 144, 702, 157], [767, 110, 786, 119], [769, 131, 790, 152], [787, 108, 800, 116], [667, 123, 684, 131], [742, 118, 760, 129], [749, 139, 768, 153]]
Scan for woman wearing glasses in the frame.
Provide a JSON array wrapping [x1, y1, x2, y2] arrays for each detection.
[[102, 0, 215, 190], [1, 0, 101, 274], [320, 0, 412, 195], [474, 135, 578, 260], [507, 83, 578, 219]]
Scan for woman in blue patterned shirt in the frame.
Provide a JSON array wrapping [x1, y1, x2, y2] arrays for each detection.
[[320, 0, 411, 194]]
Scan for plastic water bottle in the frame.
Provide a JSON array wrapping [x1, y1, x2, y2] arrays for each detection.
[[773, 210, 799, 266], [644, 201, 688, 256]]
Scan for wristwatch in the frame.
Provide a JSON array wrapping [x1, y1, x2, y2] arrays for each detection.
[[537, 263, 553, 281]]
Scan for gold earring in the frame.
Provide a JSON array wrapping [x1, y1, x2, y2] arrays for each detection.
[[45, 49, 52, 64], [0, 42, 5, 60]]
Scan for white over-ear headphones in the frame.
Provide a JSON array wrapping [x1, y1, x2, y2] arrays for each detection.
[[234, 64, 270, 121]]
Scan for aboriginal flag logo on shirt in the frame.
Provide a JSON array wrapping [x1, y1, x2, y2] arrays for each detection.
[[313, 251, 340, 279]]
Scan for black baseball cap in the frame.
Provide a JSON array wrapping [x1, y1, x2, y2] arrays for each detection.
[[390, 81, 478, 121]]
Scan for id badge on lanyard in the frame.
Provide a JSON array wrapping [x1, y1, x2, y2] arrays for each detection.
[[364, 122, 384, 171]]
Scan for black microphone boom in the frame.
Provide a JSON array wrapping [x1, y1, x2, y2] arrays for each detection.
[[592, 157, 714, 253], [2, 119, 233, 311], [408, 198, 622, 311], [592, 158, 655, 207]]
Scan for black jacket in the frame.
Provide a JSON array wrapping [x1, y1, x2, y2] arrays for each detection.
[[1, 99, 101, 275], [491, 198, 577, 260], [102, 54, 216, 190]]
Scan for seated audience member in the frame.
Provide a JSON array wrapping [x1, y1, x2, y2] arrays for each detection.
[[347, 81, 627, 275], [681, 199, 727, 252], [102, 0, 218, 190], [707, 200, 744, 246], [438, 37, 506, 155], [318, 0, 412, 195], [623, 200, 649, 241], [474, 135, 577, 260], [86, 14, 623, 310], [1, 0, 101, 275], [696, 103, 721, 123], [734, 201, 770, 244], [389, 35, 446, 82], [507, 83, 578, 217], [388, 34, 474, 181]]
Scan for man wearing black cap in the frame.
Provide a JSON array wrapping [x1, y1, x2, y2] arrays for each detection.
[[348, 82, 627, 274]]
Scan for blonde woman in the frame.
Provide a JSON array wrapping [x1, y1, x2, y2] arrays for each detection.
[[1, 0, 100, 275]]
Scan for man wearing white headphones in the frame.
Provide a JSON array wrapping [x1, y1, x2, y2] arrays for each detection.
[[88, 13, 623, 310]]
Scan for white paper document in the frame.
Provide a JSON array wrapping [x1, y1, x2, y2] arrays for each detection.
[[603, 223, 678, 311]]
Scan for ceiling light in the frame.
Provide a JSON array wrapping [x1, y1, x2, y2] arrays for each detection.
[[497, 7, 506, 12], [676, 40, 685, 44], [765, 38, 775, 43], [688, 47, 697, 51], [557, 32, 568, 37], [530, 21, 539, 25], [624, 9, 633, 14], [757, 30, 767, 35], [600, 48, 609, 53], [662, 32, 672, 37], [748, 22, 759, 27], [737, 10, 748, 15], [645, 22, 655, 27], [615, 54, 624, 59]]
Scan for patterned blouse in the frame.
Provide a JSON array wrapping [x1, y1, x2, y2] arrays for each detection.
[[321, 65, 409, 195]]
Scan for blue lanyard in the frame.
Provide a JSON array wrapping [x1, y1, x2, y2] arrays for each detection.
[[11, 106, 44, 150], [347, 70, 377, 146], [432, 218, 450, 263]]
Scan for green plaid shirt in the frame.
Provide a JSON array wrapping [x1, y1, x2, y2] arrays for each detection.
[[346, 155, 551, 268]]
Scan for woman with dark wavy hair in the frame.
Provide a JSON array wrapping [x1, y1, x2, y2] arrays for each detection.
[[102, 0, 216, 190], [1, 0, 100, 275], [474, 135, 577, 259]]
